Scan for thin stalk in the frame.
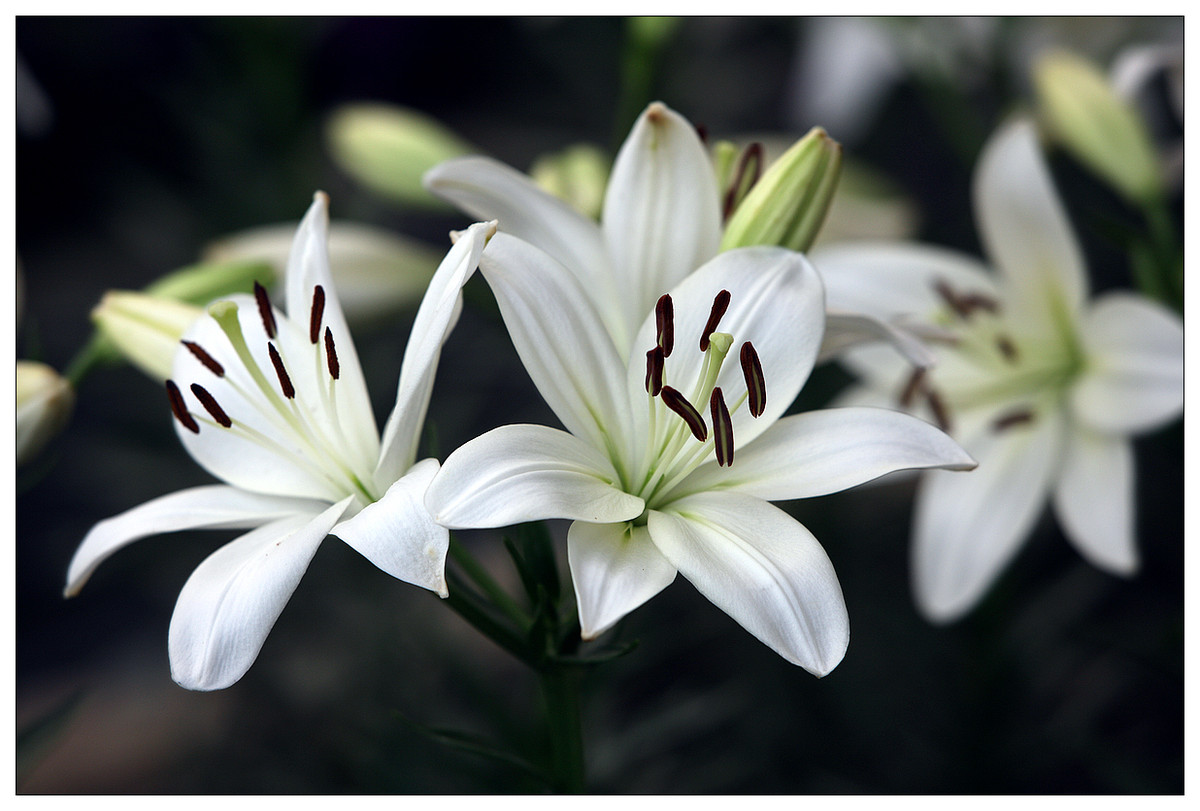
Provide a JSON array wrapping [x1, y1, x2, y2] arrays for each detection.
[[449, 535, 532, 630], [539, 664, 586, 793], [442, 569, 532, 665]]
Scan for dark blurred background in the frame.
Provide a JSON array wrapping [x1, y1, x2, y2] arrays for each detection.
[[16, 17, 1183, 793]]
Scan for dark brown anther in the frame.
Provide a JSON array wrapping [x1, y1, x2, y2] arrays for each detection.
[[899, 367, 927, 409], [740, 341, 766, 418], [268, 343, 295, 398], [324, 327, 340, 380], [165, 380, 199, 434], [309, 285, 326, 344], [960, 293, 999, 315], [182, 340, 225, 377], [645, 346, 664, 396], [926, 389, 952, 434], [992, 408, 1035, 433], [722, 142, 764, 221], [254, 282, 278, 339], [995, 334, 1019, 363], [190, 383, 232, 428], [933, 278, 999, 319], [660, 386, 708, 442], [655, 294, 675, 357], [710, 387, 734, 467], [700, 289, 732, 351]]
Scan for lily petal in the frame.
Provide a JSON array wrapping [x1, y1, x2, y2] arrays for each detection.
[[912, 407, 1065, 623], [1053, 426, 1137, 575], [332, 458, 450, 596], [427, 424, 645, 529], [648, 491, 849, 676], [478, 233, 634, 459], [567, 520, 677, 640], [973, 117, 1088, 325], [65, 485, 328, 598], [375, 220, 494, 485], [603, 102, 722, 345], [167, 497, 353, 690], [680, 407, 976, 501], [1070, 291, 1184, 435], [819, 310, 937, 369]]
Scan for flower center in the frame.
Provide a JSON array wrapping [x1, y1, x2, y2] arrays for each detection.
[[165, 282, 380, 504], [632, 290, 766, 505]]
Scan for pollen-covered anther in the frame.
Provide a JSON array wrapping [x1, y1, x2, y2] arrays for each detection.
[[165, 380, 199, 434], [700, 289, 731, 351], [899, 367, 927, 409], [268, 343, 295, 398], [739, 341, 766, 418], [661, 386, 708, 442], [992, 408, 1035, 432], [645, 346, 664, 396], [324, 327, 340, 380], [996, 334, 1019, 363], [254, 281, 278, 339], [190, 383, 232, 428], [710, 387, 734, 466], [933, 279, 998, 320], [309, 285, 326, 344], [655, 294, 675, 357], [182, 340, 225, 377], [926, 389, 952, 434]]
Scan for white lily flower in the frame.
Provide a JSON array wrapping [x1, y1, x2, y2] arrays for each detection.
[[425, 230, 976, 676], [813, 118, 1183, 623], [425, 100, 932, 369], [65, 192, 495, 690]]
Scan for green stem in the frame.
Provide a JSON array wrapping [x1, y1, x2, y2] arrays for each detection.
[[449, 535, 531, 630], [539, 664, 586, 793], [1140, 196, 1183, 311], [63, 333, 116, 388], [441, 569, 532, 665]]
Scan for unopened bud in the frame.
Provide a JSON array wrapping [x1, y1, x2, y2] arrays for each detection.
[[16, 361, 74, 466], [1034, 49, 1163, 206], [92, 291, 205, 381], [720, 126, 842, 253], [530, 143, 610, 219], [145, 258, 273, 305]]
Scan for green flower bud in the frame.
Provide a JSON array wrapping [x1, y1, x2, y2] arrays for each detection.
[[530, 143, 610, 219], [92, 292, 204, 381], [720, 126, 842, 253], [711, 140, 741, 196], [1034, 49, 1163, 206], [145, 258, 274, 305], [325, 103, 475, 209], [16, 361, 75, 466]]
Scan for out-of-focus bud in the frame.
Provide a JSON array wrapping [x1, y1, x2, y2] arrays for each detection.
[[326, 103, 475, 209], [144, 258, 273, 305], [711, 140, 741, 197], [530, 143, 610, 219], [16, 361, 75, 466], [205, 221, 445, 324], [719, 126, 842, 253], [1033, 49, 1163, 206], [91, 292, 203, 381]]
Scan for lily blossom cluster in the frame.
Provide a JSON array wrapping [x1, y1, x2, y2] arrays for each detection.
[[65, 193, 494, 690], [814, 117, 1184, 622]]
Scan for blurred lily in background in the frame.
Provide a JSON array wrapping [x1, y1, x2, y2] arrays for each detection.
[[64, 193, 494, 690], [16, 361, 75, 467], [814, 117, 1183, 622]]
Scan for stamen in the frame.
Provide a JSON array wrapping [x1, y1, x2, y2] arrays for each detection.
[[739, 341, 766, 418], [960, 293, 999, 315], [254, 282, 278, 339], [700, 290, 732, 351], [661, 386, 707, 441], [182, 340, 225, 377], [996, 334, 1019, 363], [655, 294, 675, 357], [710, 388, 734, 466], [992, 408, 1035, 432], [309, 285, 326, 344], [324, 327, 340, 380], [926, 389, 951, 434], [165, 380, 199, 434], [932, 279, 999, 319], [722, 142, 764, 221], [645, 346, 664, 396], [268, 343, 295, 398], [189, 383, 232, 428], [899, 367, 927, 409]]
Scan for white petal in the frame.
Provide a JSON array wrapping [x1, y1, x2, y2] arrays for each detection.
[[1053, 427, 1137, 575], [375, 220, 494, 486], [627, 246, 826, 451], [65, 485, 328, 598], [1070, 292, 1184, 435], [819, 310, 936, 369], [167, 497, 352, 690], [423, 155, 617, 309], [427, 424, 645, 529], [648, 492, 849, 676], [332, 457, 449, 596], [478, 233, 634, 460], [603, 102, 722, 345], [912, 407, 1065, 623], [567, 520, 677, 640], [679, 407, 975, 501], [973, 117, 1088, 324]]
